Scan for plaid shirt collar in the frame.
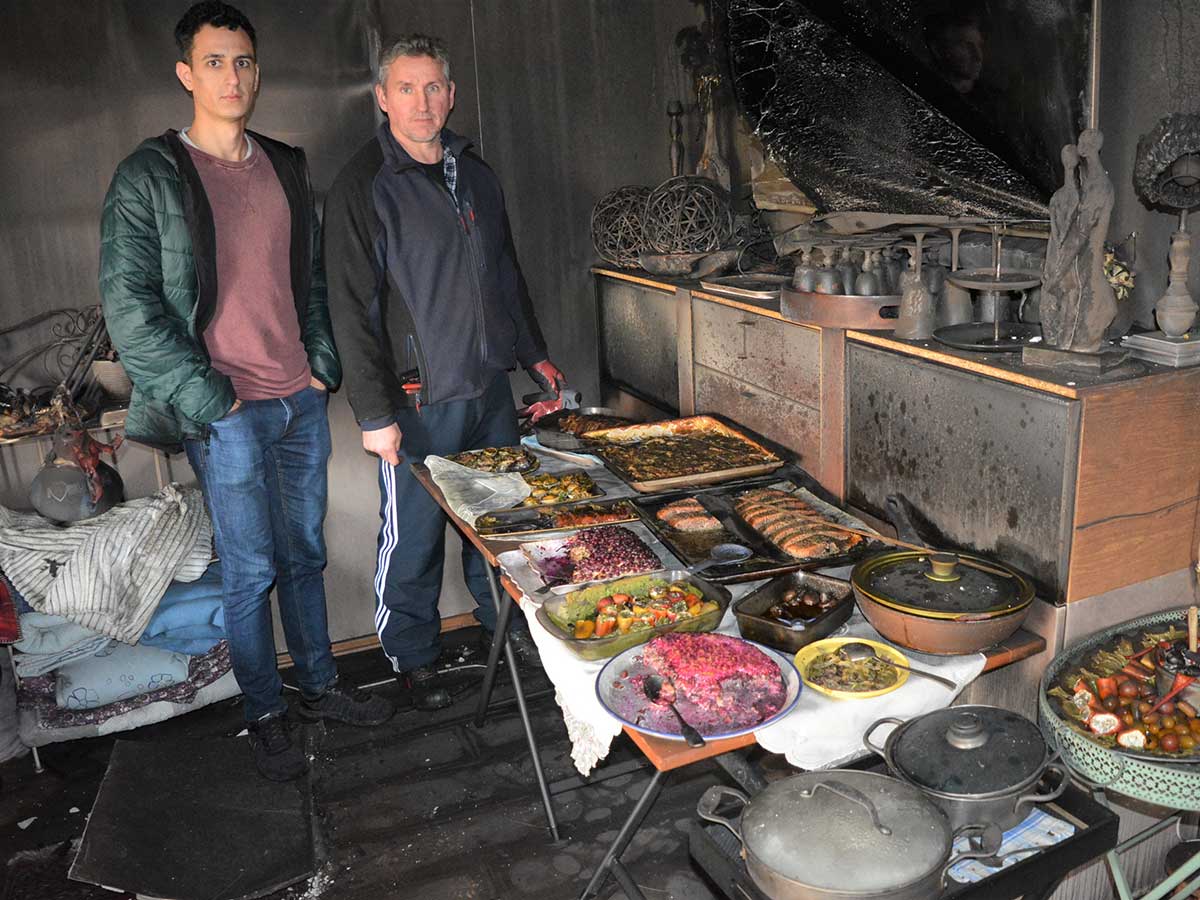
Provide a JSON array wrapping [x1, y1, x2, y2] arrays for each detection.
[[442, 145, 458, 200]]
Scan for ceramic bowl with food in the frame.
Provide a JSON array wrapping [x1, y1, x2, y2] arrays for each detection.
[[793, 637, 910, 700]]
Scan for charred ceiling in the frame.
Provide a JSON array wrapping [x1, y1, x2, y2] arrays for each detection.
[[726, 0, 1090, 218]]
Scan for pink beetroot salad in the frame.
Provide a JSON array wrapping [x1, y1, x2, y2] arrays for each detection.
[[641, 633, 785, 733]]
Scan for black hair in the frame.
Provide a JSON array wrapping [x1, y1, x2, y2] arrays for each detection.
[[174, 1, 257, 63]]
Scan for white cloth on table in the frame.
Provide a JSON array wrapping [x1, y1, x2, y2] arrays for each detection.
[[0, 484, 212, 644], [499, 547, 986, 776]]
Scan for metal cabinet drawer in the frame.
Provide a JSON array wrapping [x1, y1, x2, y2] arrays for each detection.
[[692, 300, 820, 406], [694, 364, 820, 467]]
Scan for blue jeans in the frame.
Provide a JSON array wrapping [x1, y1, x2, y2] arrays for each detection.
[[374, 372, 522, 672], [185, 385, 337, 721]]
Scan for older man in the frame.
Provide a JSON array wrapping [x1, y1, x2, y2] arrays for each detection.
[[99, 1, 392, 781], [324, 34, 564, 710]]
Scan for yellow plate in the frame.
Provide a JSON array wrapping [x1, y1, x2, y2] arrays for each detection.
[[793, 637, 910, 700]]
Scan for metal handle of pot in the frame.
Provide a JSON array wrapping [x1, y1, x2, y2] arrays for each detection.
[[1015, 761, 1070, 807], [696, 785, 748, 843], [940, 823, 1039, 888], [797, 780, 892, 836], [862, 716, 905, 759]]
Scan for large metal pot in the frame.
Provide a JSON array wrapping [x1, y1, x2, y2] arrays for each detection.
[[697, 770, 993, 899], [851, 550, 1035, 654], [864, 705, 1068, 833]]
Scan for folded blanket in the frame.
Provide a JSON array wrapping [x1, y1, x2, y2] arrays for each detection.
[[13, 612, 113, 677], [55, 642, 190, 710], [0, 485, 212, 643], [20, 641, 231, 732], [137, 563, 224, 655]]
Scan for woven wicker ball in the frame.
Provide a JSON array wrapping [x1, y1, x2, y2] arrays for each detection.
[[591, 186, 651, 267], [642, 176, 734, 253]]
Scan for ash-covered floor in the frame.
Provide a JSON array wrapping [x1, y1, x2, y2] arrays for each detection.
[[1, 629, 733, 900]]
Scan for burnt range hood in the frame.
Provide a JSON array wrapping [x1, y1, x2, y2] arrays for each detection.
[[727, 0, 1092, 218]]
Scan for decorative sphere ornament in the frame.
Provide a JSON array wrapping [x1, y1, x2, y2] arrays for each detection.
[[590, 186, 651, 267], [641, 175, 734, 254]]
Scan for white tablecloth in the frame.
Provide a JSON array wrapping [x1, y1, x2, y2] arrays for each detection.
[[498, 549, 986, 776]]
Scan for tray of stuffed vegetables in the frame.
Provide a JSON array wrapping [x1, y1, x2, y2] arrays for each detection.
[[535, 571, 731, 660]]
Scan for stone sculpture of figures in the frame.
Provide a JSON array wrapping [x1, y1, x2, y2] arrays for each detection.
[[1040, 129, 1118, 353], [894, 253, 935, 340]]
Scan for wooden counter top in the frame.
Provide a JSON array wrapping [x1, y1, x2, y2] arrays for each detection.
[[592, 266, 1191, 401]]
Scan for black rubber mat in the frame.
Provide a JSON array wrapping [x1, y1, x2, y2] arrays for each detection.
[[69, 737, 314, 900]]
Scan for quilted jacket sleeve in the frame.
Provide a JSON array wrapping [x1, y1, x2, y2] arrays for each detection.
[[298, 154, 342, 390], [98, 161, 235, 425]]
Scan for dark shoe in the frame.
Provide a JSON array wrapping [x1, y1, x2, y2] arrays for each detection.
[[397, 665, 453, 711], [248, 712, 307, 782], [481, 628, 542, 670], [298, 680, 395, 727]]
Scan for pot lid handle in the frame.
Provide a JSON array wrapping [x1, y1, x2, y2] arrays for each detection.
[[798, 780, 892, 835], [946, 712, 990, 750]]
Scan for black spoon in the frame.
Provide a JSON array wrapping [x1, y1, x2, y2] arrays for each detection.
[[643, 675, 705, 747]]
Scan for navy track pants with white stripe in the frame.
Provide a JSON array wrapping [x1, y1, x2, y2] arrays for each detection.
[[373, 372, 520, 672]]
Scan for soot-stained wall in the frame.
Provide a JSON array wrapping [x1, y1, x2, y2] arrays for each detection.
[[0, 0, 700, 639], [1099, 0, 1200, 331]]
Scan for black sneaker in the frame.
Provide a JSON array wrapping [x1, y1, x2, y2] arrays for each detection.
[[298, 680, 395, 727], [397, 665, 453, 711], [248, 711, 307, 782]]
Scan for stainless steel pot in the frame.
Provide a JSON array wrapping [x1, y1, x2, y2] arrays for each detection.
[[864, 705, 1068, 833], [697, 770, 994, 900]]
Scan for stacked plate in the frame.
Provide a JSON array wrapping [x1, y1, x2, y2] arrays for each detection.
[[1121, 331, 1200, 367]]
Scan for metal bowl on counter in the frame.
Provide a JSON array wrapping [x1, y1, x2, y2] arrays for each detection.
[[697, 770, 996, 900], [732, 571, 853, 654], [864, 705, 1068, 833], [851, 550, 1035, 655]]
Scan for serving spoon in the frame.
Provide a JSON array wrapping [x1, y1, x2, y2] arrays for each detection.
[[688, 542, 752, 574], [643, 675, 706, 747], [839, 641, 958, 691]]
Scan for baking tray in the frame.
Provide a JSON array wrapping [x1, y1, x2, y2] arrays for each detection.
[[476, 498, 639, 540], [520, 523, 670, 595], [631, 488, 792, 583], [517, 467, 605, 507], [732, 572, 854, 654], [531, 407, 640, 451], [631, 471, 880, 581], [583, 415, 784, 493], [698, 274, 790, 301], [780, 286, 901, 329]]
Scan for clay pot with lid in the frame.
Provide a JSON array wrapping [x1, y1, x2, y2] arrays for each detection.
[[864, 705, 1068, 833], [851, 550, 1035, 654]]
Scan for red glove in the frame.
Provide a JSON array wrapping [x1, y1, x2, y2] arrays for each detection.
[[529, 360, 566, 394]]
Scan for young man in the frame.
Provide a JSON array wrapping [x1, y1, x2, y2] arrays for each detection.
[[99, 1, 392, 781], [324, 35, 565, 711]]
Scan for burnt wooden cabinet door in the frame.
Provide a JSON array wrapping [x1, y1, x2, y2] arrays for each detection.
[[691, 300, 821, 407], [597, 277, 679, 412], [691, 298, 822, 468], [845, 342, 1079, 602], [693, 365, 821, 469]]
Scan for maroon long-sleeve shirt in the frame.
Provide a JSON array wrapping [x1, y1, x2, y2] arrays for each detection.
[[184, 136, 310, 400]]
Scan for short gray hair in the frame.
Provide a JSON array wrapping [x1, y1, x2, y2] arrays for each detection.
[[377, 34, 451, 87]]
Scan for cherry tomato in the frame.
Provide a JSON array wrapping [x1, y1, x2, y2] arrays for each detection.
[[1118, 681, 1140, 699]]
